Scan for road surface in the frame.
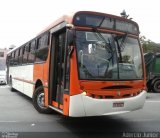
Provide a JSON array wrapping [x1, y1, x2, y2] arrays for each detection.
[[0, 85, 160, 138]]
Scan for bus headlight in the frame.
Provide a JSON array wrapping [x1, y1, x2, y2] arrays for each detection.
[[82, 92, 87, 96]]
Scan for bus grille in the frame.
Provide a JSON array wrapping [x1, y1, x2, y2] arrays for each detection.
[[87, 91, 141, 99]]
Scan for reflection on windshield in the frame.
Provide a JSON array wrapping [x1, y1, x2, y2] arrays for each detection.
[[76, 31, 143, 80]]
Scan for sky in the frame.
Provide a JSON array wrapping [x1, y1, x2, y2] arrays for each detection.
[[0, 0, 160, 49]]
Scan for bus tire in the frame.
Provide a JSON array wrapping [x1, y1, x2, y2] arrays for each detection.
[[147, 80, 152, 92], [33, 86, 52, 114], [9, 77, 16, 92], [152, 79, 160, 93]]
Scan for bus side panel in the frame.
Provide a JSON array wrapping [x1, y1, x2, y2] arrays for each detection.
[[43, 62, 49, 87], [23, 65, 34, 97], [33, 64, 44, 84], [63, 94, 70, 116], [10, 66, 23, 92], [70, 48, 81, 96], [43, 61, 49, 106], [44, 87, 49, 107], [9, 65, 34, 98]]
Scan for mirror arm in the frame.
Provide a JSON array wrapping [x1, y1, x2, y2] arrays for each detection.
[[66, 29, 75, 47]]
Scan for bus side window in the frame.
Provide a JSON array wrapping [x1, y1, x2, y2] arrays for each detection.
[[6, 54, 11, 66], [10, 52, 15, 66], [59, 33, 65, 81], [13, 51, 16, 65], [19, 47, 23, 65], [14, 49, 19, 66], [28, 40, 36, 63], [35, 33, 49, 62], [22, 45, 27, 64]]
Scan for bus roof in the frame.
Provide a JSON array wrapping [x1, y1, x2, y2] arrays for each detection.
[[7, 11, 139, 55], [7, 14, 73, 55], [37, 15, 73, 35], [38, 11, 139, 35]]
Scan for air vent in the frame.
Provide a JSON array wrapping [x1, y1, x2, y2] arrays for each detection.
[[101, 85, 132, 89]]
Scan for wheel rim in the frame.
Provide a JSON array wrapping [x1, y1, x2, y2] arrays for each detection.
[[156, 82, 160, 89], [37, 93, 47, 109], [154, 81, 160, 92]]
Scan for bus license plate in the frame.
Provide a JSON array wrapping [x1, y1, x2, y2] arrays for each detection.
[[113, 102, 124, 107]]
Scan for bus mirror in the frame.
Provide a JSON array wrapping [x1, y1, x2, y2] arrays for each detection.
[[67, 30, 74, 46]]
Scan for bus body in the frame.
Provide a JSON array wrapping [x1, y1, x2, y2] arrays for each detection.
[[7, 11, 146, 117]]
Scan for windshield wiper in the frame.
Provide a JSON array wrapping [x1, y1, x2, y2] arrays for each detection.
[[120, 33, 128, 51], [97, 16, 105, 27], [116, 33, 128, 51], [91, 27, 113, 54], [114, 33, 128, 62]]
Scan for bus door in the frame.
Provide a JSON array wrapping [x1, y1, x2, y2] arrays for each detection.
[[49, 31, 66, 109]]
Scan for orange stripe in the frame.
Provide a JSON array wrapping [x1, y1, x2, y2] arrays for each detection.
[[63, 94, 70, 116], [60, 104, 63, 110], [44, 87, 49, 107], [13, 77, 48, 88], [52, 101, 58, 108], [13, 77, 35, 85]]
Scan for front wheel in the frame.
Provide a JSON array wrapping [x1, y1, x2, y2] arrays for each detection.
[[152, 80, 160, 93], [33, 86, 52, 114]]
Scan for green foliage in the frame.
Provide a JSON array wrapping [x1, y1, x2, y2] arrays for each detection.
[[140, 35, 160, 53]]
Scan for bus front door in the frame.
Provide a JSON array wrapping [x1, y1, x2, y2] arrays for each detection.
[[49, 31, 66, 110]]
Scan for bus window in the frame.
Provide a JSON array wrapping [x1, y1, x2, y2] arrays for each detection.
[[23, 45, 29, 64], [28, 40, 36, 63], [35, 33, 49, 62], [9, 53, 14, 66], [19, 47, 23, 65], [14, 49, 19, 65]]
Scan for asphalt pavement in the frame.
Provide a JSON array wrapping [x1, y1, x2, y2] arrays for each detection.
[[0, 85, 160, 138]]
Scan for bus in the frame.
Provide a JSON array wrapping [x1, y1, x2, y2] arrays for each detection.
[[6, 11, 147, 117]]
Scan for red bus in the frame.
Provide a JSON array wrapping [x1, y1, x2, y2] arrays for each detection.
[[7, 11, 146, 117]]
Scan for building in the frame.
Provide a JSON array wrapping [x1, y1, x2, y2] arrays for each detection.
[[0, 48, 8, 70]]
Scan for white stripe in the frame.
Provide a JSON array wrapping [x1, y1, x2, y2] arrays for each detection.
[[146, 101, 160, 103]]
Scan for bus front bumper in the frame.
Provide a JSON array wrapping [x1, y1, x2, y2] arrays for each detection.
[[69, 90, 147, 117]]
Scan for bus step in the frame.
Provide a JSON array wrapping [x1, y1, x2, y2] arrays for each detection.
[[48, 105, 63, 114]]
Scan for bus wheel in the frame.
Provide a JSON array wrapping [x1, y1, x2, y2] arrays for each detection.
[[152, 80, 160, 93], [33, 86, 52, 114], [10, 77, 16, 92]]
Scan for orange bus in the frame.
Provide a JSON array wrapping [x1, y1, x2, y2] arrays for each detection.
[[7, 11, 146, 117]]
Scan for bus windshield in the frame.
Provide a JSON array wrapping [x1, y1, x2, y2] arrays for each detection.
[[76, 31, 143, 80]]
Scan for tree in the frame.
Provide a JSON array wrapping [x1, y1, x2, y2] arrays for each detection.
[[140, 35, 160, 53]]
